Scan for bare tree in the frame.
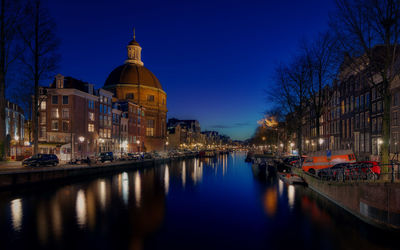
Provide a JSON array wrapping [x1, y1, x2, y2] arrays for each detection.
[[303, 32, 339, 151], [19, 0, 59, 155], [267, 56, 310, 157], [331, 0, 400, 165], [0, 0, 24, 160]]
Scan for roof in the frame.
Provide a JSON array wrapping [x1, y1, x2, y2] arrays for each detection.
[[104, 64, 163, 90]]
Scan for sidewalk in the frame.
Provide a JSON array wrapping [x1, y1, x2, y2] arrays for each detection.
[[0, 161, 23, 171]]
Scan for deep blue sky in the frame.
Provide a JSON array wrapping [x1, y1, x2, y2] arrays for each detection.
[[45, 0, 335, 140]]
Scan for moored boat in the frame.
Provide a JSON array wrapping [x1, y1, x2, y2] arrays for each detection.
[[278, 173, 305, 185]]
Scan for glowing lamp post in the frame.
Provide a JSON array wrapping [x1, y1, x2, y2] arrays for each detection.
[[136, 140, 140, 152], [78, 136, 85, 160]]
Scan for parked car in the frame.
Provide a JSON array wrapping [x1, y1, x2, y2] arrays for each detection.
[[22, 154, 59, 167], [99, 152, 114, 163], [127, 153, 142, 160], [318, 161, 380, 180], [143, 152, 153, 159]]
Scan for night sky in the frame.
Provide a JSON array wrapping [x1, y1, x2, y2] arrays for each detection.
[[45, 0, 335, 140]]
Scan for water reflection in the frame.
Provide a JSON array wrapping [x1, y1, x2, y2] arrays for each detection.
[[10, 198, 22, 232], [288, 185, 295, 209], [0, 153, 398, 250], [164, 165, 169, 195], [135, 172, 141, 207], [182, 161, 186, 188], [98, 179, 107, 211], [75, 190, 87, 228], [122, 172, 129, 205]]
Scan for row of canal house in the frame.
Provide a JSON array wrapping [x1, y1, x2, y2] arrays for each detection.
[[37, 74, 146, 161], [301, 52, 400, 161]]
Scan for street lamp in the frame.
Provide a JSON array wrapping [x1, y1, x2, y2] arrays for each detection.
[[319, 138, 324, 145], [78, 136, 85, 160], [165, 141, 169, 151], [136, 140, 140, 152]]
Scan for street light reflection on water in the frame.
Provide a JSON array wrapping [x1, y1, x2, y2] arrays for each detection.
[[0, 153, 399, 250], [10, 198, 22, 232]]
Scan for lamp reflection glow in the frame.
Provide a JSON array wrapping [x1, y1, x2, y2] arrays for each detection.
[[182, 161, 186, 188], [76, 190, 87, 228], [122, 172, 129, 205], [134, 172, 141, 207], [278, 179, 284, 197], [164, 165, 170, 195], [10, 198, 23, 232], [99, 180, 106, 211], [288, 185, 295, 209]]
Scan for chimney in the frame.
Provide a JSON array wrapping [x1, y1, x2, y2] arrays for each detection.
[[55, 74, 64, 88]]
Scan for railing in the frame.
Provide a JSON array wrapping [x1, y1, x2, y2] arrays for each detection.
[[306, 163, 400, 183]]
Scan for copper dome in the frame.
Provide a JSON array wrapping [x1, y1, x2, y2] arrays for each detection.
[[104, 64, 162, 90]]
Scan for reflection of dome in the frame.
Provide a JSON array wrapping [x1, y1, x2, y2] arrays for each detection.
[[104, 64, 162, 89]]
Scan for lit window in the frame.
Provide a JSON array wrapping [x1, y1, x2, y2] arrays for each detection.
[[51, 108, 59, 118], [62, 121, 69, 132], [40, 101, 46, 110], [88, 123, 94, 132], [126, 93, 134, 99], [62, 108, 69, 119], [147, 95, 154, 102], [89, 112, 94, 121], [51, 120, 59, 131]]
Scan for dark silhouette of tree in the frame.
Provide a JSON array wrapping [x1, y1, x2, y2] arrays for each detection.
[[18, 0, 59, 155], [331, 0, 400, 166], [0, 0, 24, 160]]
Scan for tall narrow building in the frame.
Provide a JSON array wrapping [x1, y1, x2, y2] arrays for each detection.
[[103, 31, 167, 151]]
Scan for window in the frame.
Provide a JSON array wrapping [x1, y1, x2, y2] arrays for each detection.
[[394, 92, 400, 106], [355, 114, 359, 129], [356, 96, 359, 110], [360, 95, 364, 110], [107, 129, 111, 138], [372, 88, 376, 100], [88, 100, 94, 109], [147, 95, 154, 102], [51, 120, 59, 131], [366, 93, 370, 108], [99, 115, 103, 126], [394, 112, 398, 126], [88, 123, 94, 132], [378, 117, 383, 132], [378, 101, 383, 112], [126, 93, 134, 99], [366, 112, 370, 128], [51, 108, 59, 118], [40, 101, 46, 110], [89, 112, 94, 121], [341, 100, 345, 114], [99, 129, 103, 137], [146, 119, 154, 136], [100, 104, 103, 113], [52, 95, 58, 104], [62, 121, 69, 132], [108, 106, 111, 114], [39, 126, 46, 139], [360, 113, 364, 129], [40, 113, 46, 124], [62, 108, 69, 119], [360, 133, 364, 152], [62, 96, 69, 105], [372, 118, 377, 132]]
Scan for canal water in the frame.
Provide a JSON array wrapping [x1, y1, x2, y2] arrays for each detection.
[[0, 152, 398, 250]]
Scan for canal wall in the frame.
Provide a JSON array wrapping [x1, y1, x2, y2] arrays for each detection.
[[0, 156, 199, 189], [294, 169, 400, 230]]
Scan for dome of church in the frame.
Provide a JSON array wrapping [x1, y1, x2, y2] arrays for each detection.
[[104, 64, 162, 89]]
